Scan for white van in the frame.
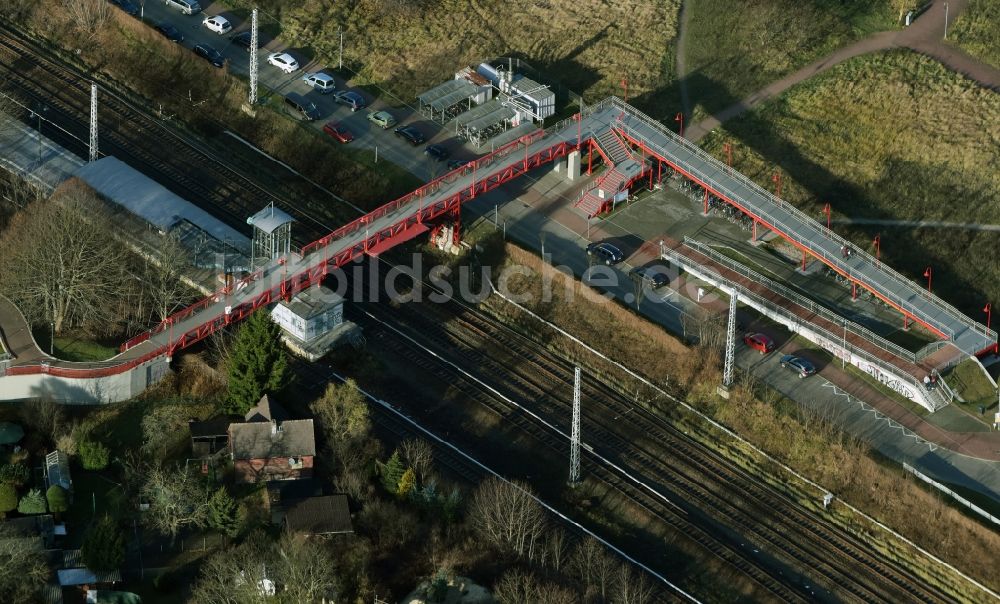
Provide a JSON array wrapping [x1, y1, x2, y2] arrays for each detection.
[[165, 0, 202, 15]]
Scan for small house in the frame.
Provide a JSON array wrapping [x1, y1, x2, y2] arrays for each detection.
[[271, 285, 361, 361], [283, 495, 353, 537], [228, 395, 315, 484]]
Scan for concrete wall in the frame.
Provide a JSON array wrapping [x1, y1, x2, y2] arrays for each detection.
[[0, 356, 172, 404], [675, 259, 936, 411]]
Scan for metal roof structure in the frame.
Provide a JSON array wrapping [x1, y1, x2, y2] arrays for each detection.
[[248, 203, 295, 234], [418, 79, 478, 123], [486, 122, 537, 150], [74, 157, 249, 251]]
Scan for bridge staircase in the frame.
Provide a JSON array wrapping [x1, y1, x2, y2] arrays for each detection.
[[575, 127, 647, 218]]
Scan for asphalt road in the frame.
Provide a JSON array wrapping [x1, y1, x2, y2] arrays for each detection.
[[130, 1, 473, 182]]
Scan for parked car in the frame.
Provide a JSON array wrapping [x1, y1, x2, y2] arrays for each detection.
[[779, 354, 816, 378], [425, 144, 450, 161], [447, 158, 469, 170], [367, 111, 396, 129], [164, 0, 201, 15], [230, 31, 257, 52], [109, 0, 139, 16], [322, 122, 353, 143], [586, 242, 623, 265], [629, 265, 670, 289], [203, 15, 232, 34], [267, 52, 300, 74], [283, 92, 321, 121], [193, 44, 225, 68], [333, 90, 366, 111], [154, 22, 184, 42], [742, 332, 775, 354], [302, 72, 335, 94], [394, 125, 426, 146]]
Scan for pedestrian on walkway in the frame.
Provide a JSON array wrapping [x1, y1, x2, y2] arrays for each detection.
[[923, 375, 931, 389]]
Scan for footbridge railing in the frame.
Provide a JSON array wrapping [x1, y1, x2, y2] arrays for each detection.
[[610, 97, 996, 349]]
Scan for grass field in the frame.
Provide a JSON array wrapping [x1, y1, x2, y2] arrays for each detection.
[[30, 327, 120, 362], [944, 357, 998, 413], [681, 0, 896, 121], [948, 0, 1000, 68], [700, 49, 1000, 321]]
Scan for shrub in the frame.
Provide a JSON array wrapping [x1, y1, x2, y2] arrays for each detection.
[[78, 440, 110, 470], [16, 489, 47, 515], [0, 463, 29, 487], [0, 484, 17, 518], [46, 485, 69, 515]]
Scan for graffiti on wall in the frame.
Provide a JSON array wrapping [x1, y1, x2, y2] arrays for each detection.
[[857, 361, 917, 400]]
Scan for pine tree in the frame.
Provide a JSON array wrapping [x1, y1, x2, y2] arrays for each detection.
[[46, 485, 69, 517], [0, 484, 16, 518], [16, 488, 47, 515], [206, 487, 242, 538], [81, 516, 125, 572], [226, 310, 289, 415], [397, 468, 416, 499], [380, 450, 405, 493]]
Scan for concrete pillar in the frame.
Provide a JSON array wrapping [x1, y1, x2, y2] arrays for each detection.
[[566, 150, 580, 181], [553, 158, 563, 173]]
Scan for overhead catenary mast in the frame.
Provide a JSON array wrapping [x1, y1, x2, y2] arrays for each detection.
[[569, 366, 582, 485], [89, 83, 98, 162], [249, 8, 259, 106]]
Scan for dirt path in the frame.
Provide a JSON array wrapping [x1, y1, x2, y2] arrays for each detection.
[[675, 0, 693, 119], [685, 0, 999, 142]]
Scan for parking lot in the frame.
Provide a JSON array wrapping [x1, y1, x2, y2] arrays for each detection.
[[130, 0, 484, 182]]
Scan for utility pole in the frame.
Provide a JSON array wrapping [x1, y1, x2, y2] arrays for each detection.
[[339, 28, 344, 70], [569, 367, 581, 485], [943, 2, 949, 39], [249, 8, 259, 106], [89, 83, 98, 162], [720, 291, 738, 397]]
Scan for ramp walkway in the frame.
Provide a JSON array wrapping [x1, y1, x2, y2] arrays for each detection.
[[1, 98, 994, 393]]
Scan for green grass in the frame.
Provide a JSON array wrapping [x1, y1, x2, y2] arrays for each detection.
[[30, 328, 119, 362], [682, 0, 896, 120], [944, 358, 998, 412], [948, 0, 1000, 68], [701, 49, 1000, 323]]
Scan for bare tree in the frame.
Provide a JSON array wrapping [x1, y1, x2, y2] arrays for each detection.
[[141, 233, 193, 322], [399, 437, 434, 482], [140, 464, 212, 542], [0, 184, 129, 333], [310, 379, 373, 473], [572, 536, 616, 598], [612, 563, 656, 604], [191, 532, 275, 604], [492, 568, 538, 604], [0, 528, 50, 602], [468, 477, 546, 561], [62, 0, 113, 40], [542, 527, 571, 573], [274, 533, 339, 602]]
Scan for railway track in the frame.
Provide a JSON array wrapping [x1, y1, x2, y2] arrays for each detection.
[[357, 293, 960, 604], [0, 24, 335, 245]]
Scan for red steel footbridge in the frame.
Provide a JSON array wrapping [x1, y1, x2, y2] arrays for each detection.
[[3, 98, 996, 385]]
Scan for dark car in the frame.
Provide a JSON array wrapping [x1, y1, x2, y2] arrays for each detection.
[[779, 354, 816, 378], [230, 30, 258, 52], [447, 158, 470, 170], [109, 0, 140, 16], [743, 332, 775, 354], [586, 241, 624, 265], [425, 144, 450, 161], [155, 22, 185, 43], [322, 122, 353, 143], [333, 90, 366, 111], [629, 265, 670, 289], [193, 44, 225, 68], [394, 125, 426, 146]]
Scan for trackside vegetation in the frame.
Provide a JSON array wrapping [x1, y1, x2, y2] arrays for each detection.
[[948, 0, 1000, 68]]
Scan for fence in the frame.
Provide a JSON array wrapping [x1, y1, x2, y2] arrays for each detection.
[[903, 463, 1000, 528]]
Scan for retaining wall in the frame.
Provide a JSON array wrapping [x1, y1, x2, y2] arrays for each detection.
[[0, 356, 171, 404]]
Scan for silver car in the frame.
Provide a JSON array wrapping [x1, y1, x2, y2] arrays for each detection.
[[302, 72, 336, 94], [164, 0, 201, 15]]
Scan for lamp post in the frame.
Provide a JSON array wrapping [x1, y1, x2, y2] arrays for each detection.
[[29, 103, 47, 164], [842, 319, 848, 369], [944, 2, 949, 39], [822, 203, 831, 230], [771, 172, 781, 198], [873, 234, 881, 266], [675, 112, 684, 138], [620, 77, 628, 120], [923, 266, 932, 292], [723, 142, 733, 170], [984, 303, 992, 335]]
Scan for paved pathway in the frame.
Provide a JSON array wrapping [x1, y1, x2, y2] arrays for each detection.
[[685, 0, 1000, 142]]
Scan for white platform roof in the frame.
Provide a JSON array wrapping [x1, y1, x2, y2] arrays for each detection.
[[74, 157, 250, 248], [248, 203, 295, 234]]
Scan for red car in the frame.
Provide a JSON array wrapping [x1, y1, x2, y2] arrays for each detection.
[[322, 122, 353, 143], [743, 332, 775, 354]]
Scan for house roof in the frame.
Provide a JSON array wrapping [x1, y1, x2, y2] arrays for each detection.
[[276, 286, 344, 322], [189, 416, 232, 439], [230, 418, 315, 460], [244, 394, 290, 423], [283, 495, 353, 535], [267, 478, 322, 502], [57, 567, 122, 587], [87, 590, 142, 604]]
